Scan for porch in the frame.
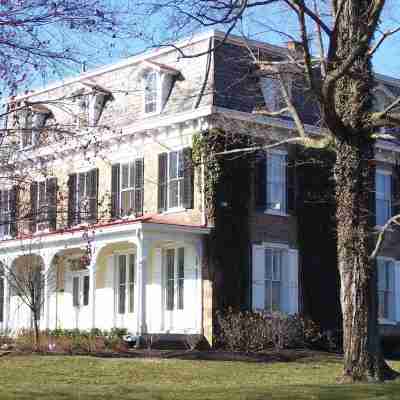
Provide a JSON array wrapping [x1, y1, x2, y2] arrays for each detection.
[[0, 219, 211, 341]]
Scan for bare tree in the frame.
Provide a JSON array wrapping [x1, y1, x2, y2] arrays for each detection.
[[129, 0, 400, 382]]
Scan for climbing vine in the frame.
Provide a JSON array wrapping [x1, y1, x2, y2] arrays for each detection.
[[192, 128, 256, 310]]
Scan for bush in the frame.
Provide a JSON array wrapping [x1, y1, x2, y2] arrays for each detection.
[[215, 308, 323, 352], [13, 328, 128, 354]]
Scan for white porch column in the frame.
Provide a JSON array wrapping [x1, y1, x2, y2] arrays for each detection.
[[3, 269, 9, 332], [136, 238, 151, 335], [42, 269, 49, 330], [89, 262, 96, 330]]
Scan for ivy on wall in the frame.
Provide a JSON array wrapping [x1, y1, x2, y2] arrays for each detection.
[[193, 128, 256, 310]]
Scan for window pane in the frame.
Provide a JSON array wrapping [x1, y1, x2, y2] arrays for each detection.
[[169, 180, 179, 208], [121, 164, 129, 189], [265, 249, 272, 280], [177, 248, 184, 310], [178, 151, 184, 178], [73, 277, 80, 307], [128, 255, 135, 313], [264, 280, 271, 311], [83, 275, 90, 306], [272, 281, 281, 311], [169, 152, 178, 179], [121, 190, 133, 216], [266, 153, 286, 212], [129, 162, 135, 188], [166, 249, 175, 311], [118, 256, 126, 314]]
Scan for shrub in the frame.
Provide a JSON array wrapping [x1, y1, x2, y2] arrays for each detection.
[[215, 308, 323, 352]]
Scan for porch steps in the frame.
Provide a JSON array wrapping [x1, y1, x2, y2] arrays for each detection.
[[142, 334, 203, 350]]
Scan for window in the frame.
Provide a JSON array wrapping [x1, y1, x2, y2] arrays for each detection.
[[378, 258, 395, 321], [164, 247, 184, 311], [68, 169, 98, 225], [158, 149, 193, 212], [30, 178, 57, 233], [72, 273, 90, 307], [0, 190, 11, 238], [20, 110, 51, 149], [266, 152, 287, 213], [144, 71, 158, 114], [0, 267, 4, 323], [376, 170, 391, 226], [117, 254, 135, 314], [20, 110, 34, 149], [252, 245, 299, 314], [264, 248, 283, 311], [121, 160, 143, 217], [168, 151, 184, 209]]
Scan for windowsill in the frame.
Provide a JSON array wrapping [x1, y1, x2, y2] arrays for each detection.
[[379, 318, 397, 325], [264, 210, 288, 217], [162, 207, 187, 215]]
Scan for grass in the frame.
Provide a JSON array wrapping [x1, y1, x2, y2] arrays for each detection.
[[0, 353, 400, 399]]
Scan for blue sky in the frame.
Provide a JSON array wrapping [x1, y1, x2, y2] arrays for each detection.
[[17, 1, 400, 93]]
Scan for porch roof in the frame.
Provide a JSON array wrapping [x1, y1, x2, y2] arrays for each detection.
[[0, 213, 211, 256]]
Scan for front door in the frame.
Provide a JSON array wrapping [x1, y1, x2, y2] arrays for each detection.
[[71, 271, 90, 330], [163, 247, 185, 332], [114, 253, 136, 331]]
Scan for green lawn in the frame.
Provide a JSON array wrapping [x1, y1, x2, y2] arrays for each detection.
[[0, 354, 400, 399]]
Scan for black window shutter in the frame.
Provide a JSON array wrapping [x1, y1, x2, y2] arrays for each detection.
[[46, 178, 57, 231], [67, 173, 77, 227], [158, 153, 168, 212], [391, 163, 400, 217], [29, 182, 38, 234], [182, 147, 194, 209], [286, 147, 297, 215], [134, 158, 144, 216], [111, 164, 120, 220], [255, 151, 267, 210], [10, 186, 18, 238], [88, 168, 99, 223]]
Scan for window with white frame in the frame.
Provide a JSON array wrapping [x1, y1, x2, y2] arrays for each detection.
[[164, 247, 184, 311], [376, 170, 391, 226], [116, 254, 135, 314], [21, 110, 34, 149], [144, 70, 158, 114], [0, 190, 11, 238], [168, 150, 184, 209], [120, 160, 143, 217], [266, 152, 287, 213], [252, 245, 299, 314], [72, 273, 90, 308], [76, 170, 97, 224], [264, 248, 283, 311], [378, 258, 396, 321]]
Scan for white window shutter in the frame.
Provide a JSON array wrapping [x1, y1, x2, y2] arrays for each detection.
[[287, 249, 299, 314], [252, 245, 265, 310], [395, 262, 400, 322]]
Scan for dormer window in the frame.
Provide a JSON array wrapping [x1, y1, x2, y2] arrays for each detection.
[[20, 106, 52, 150], [144, 70, 158, 114], [73, 84, 112, 127], [137, 61, 180, 116]]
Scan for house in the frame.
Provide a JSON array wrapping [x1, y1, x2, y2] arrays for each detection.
[[0, 30, 399, 347]]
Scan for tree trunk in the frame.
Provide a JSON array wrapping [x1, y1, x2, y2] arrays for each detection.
[[335, 138, 398, 382], [33, 310, 40, 352]]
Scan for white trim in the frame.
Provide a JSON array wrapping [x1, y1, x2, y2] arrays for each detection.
[[261, 241, 290, 250]]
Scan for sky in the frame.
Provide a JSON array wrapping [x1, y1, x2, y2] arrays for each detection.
[[11, 0, 400, 95]]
